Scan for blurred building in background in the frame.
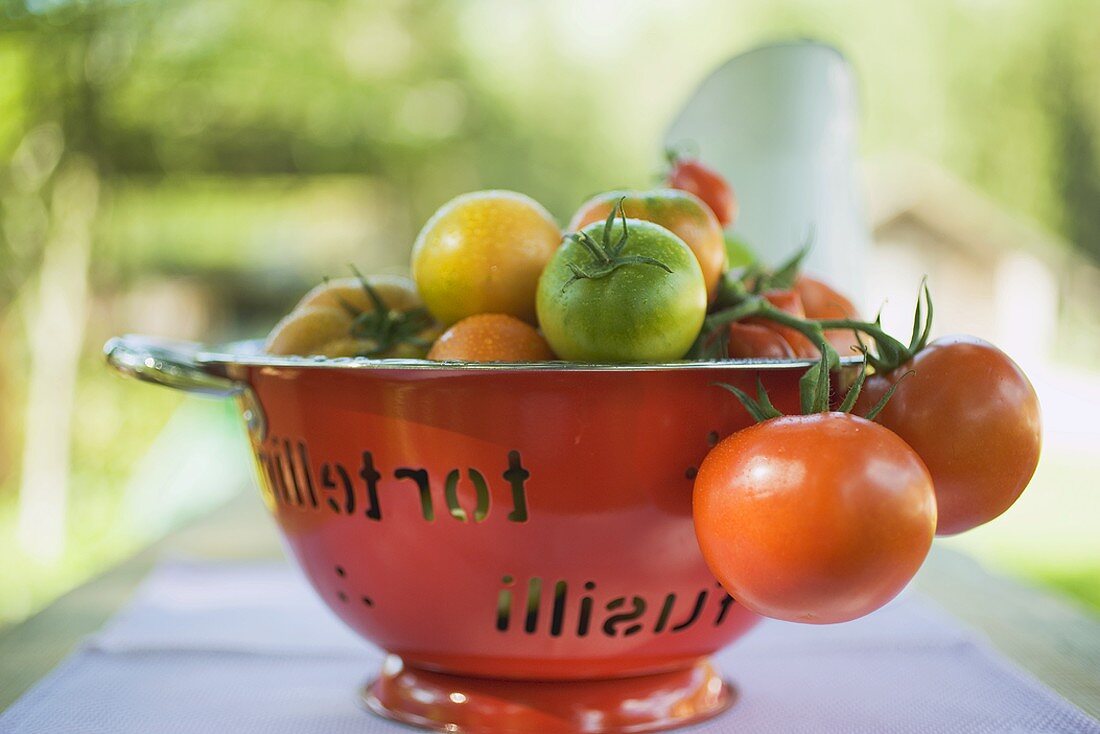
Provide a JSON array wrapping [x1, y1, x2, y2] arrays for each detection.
[[866, 155, 1100, 369], [1, 0, 1099, 625]]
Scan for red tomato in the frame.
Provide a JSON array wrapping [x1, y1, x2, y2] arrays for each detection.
[[726, 322, 795, 359], [742, 290, 819, 358], [856, 336, 1041, 535], [794, 274, 862, 354], [793, 275, 857, 319], [693, 412, 936, 624], [667, 158, 738, 228]]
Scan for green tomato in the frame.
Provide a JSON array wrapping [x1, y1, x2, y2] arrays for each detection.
[[724, 231, 756, 269], [537, 217, 707, 362]]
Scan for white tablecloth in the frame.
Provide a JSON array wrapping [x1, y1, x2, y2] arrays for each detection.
[[1, 559, 1097, 733]]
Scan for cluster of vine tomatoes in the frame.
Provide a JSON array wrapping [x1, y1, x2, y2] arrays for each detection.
[[693, 280, 1041, 623], [263, 152, 1042, 626]]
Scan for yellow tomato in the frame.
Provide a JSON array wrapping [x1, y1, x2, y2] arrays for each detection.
[[295, 275, 423, 314], [264, 306, 360, 357], [264, 274, 440, 358], [412, 190, 561, 325]]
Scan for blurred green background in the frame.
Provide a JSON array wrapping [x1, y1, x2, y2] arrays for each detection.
[[1, 0, 1099, 627]]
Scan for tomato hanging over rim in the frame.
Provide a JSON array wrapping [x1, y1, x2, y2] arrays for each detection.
[[693, 411, 936, 624], [855, 335, 1041, 535]]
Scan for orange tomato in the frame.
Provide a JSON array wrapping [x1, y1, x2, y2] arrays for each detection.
[[794, 275, 861, 355], [427, 313, 555, 362], [725, 322, 796, 360], [743, 290, 819, 358], [568, 189, 727, 303], [856, 336, 1041, 535], [694, 412, 936, 624]]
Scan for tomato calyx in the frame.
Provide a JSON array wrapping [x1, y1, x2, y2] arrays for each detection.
[[817, 280, 933, 374], [333, 266, 436, 358], [702, 282, 925, 418], [717, 348, 912, 422], [664, 144, 698, 169], [724, 240, 810, 302], [695, 280, 844, 408], [704, 275, 932, 420], [701, 250, 934, 377], [696, 280, 840, 361], [561, 198, 673, 291], [709, 236, 821, 313]]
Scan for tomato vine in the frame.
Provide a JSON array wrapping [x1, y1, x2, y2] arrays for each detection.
[[334, 266, 435, 358]]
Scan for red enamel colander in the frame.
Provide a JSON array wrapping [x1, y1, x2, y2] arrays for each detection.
[[106, 334, 816, 734]]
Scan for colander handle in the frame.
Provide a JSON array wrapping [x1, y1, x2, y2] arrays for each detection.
[[104, 334, 242, 398]]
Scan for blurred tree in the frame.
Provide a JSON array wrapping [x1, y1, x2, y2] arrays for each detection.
[[0, 0, 619, 605], [2, 0, 1100, 619], [2, 7, 102, 558], [1048, 50, 1100, 264]]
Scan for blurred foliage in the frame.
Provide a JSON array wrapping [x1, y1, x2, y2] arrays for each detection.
[[0, 358, 183, 622], [2, 0, 1100, 627]]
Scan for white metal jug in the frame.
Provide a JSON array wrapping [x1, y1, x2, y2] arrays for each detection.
[[667, 40, 869, 300]]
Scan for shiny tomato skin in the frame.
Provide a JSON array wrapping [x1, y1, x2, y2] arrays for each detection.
[[296, 275, 422, 315], [742, 290, 819, 358], [265, 275, 440, 358], [412, 190, 560, 326], [568, 189, 727, 303], [794, 275, 857, 320], [427, 313, 554, 362], [536, 218, 706, 362], [856, 336, 1041, 536], [794, 275, 862, 354], [726, 322, 795, 360], [694, 413, 936, 624], [667, 158, 738, 228], [264, 306, 359, 357]]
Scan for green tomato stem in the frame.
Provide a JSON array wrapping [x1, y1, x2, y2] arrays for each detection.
[[562, 198, 673, 290], [704, 296, 839, 367]]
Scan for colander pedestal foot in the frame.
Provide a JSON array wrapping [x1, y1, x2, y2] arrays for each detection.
[[361, 654, 735, 733]]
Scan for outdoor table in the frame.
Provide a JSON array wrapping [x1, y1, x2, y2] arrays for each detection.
[[1, 490, 1098, 732]]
